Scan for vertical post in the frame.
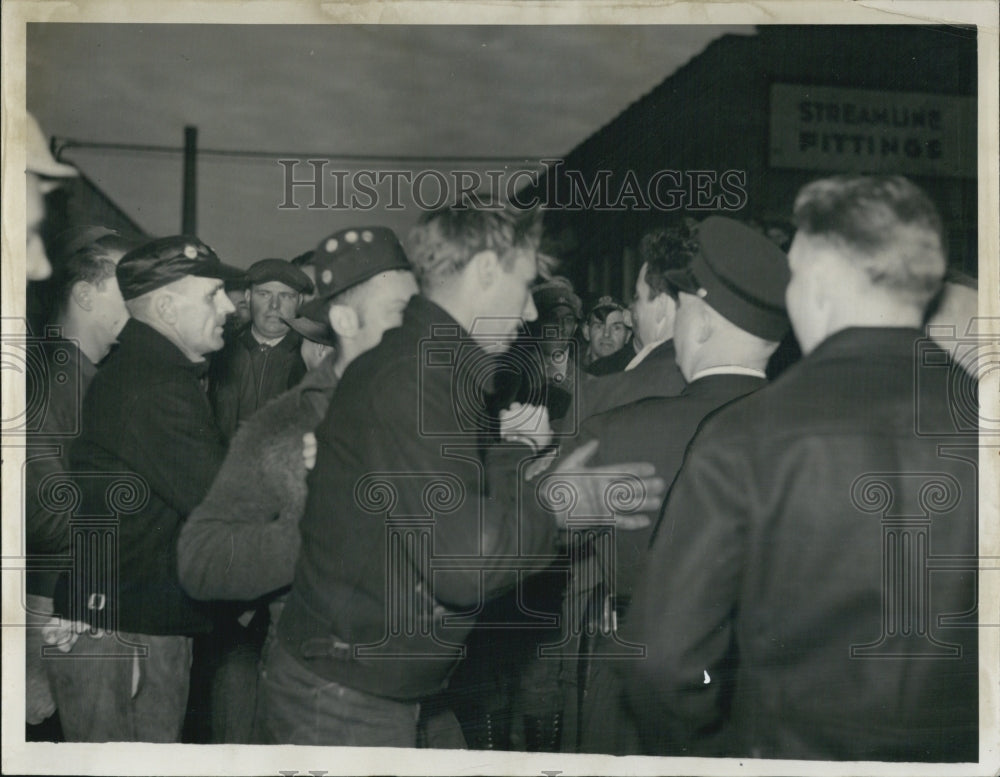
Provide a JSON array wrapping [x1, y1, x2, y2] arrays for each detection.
[[182, 125, 198, 235]]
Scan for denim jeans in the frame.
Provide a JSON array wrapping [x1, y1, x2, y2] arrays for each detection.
[[257, 639, 420, 746], [46, 629, 192, 742]]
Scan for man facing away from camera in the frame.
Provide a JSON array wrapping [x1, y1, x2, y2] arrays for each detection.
[[622, 175, 979, 761], [47, 236, 243, 742], [259, 205, 664, 747], [560, 216, 791, 754], [177, 226, 418, 742], [571, 229, 691, 424]]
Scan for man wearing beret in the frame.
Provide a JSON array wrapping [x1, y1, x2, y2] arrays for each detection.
[[178, 227, 417, 742], [554, 216, 791, 754], [263, 206, 664, 747], [208, 258, 313, 441], [47, 236, 242, 742], [622, 176, 978, 760]]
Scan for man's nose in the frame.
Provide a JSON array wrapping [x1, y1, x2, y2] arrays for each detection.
[[268, 294, 280, 310], [523, 295, 538, 323], [219, 292, 236, 315]]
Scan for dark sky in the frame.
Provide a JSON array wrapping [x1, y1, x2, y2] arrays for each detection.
[[27, 24, 754, 264]]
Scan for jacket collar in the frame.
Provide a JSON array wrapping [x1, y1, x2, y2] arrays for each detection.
[[808, 327, 924, 363], [683, 371, 766, 397], [116, 318, 212, 377], [238, 324, 301, 352], [401, 294, 492, 355]]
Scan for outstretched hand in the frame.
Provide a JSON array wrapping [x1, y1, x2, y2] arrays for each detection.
[[539, 439, 665, 531]]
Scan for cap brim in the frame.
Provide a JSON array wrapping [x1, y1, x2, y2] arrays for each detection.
[[590, 303, 624, 317], [190, 261, 246, 282], [663, 266, 699, 297], [28, 159, 78, 178], [283, 316, 337, 348], [297, 296, 330, 324]]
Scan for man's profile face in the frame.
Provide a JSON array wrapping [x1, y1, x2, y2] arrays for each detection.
[[353, 269, 418, 354], [91, 258, 130, 358], [785, 232, 821, 354], [248, 280, 300, 339], [631, 262, 670, 349], [26, 173, 51, 281], [586, 309, 628, 358], [475, 248, 538, 352], [169, 275, 235, 357]]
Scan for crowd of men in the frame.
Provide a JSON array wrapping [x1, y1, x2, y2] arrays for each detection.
[[21, 112, 981, 761]]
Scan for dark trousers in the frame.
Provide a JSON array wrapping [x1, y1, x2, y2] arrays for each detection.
[[46, 630, 192, 742], [257, 639, 420, 746]]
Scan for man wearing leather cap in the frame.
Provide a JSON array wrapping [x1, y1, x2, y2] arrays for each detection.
[[554, 216, 791, 754], [622, 176, 978, 760], [179, 227, 417, 742], [264, 207, 664, 748], [209, 257, 313, 441], [47, 236, 242, 742]]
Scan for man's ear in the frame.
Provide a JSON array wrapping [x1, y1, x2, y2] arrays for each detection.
[[693, 298, 714, 345], [652, 290, 672, 324], [327, 303, 360, 339], [581, 322, 592, 343], [155, 290, 177, 325], [470, 249, 499, 289], [70, 281, 95, 312]]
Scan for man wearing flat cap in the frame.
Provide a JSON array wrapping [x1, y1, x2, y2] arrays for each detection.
[[554, 216, 791, 754], [622, 176, 977, 761], [47, 236, 242, 742], [179, 226, 417, 742], [209, 258, 313, 441]]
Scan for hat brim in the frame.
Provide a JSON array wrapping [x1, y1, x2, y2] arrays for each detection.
[[663, 266, 699, 297], [190, 261, 247, 282], [282, 316, 337, 348], [589, 303, 625, 318], [297, 296, 330, 324]]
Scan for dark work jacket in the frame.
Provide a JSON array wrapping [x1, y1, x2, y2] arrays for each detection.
[[579, 373, 765, 600], [209, 325, 306, 442], [25, 338, 97, 597], [58, 319, 222, 635], [621, 328, 978, 761], [566, 339, 686, 430], [584, 343, 634, 376], [278, 295, 560, 701]]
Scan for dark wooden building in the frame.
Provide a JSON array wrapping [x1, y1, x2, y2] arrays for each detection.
[[534, 25, 978, 301]]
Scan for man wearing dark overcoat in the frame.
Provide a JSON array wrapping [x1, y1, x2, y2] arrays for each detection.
[[560, 216, 791, 754], [622, 175, 978, 761], [48, 236, 243, 742]]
